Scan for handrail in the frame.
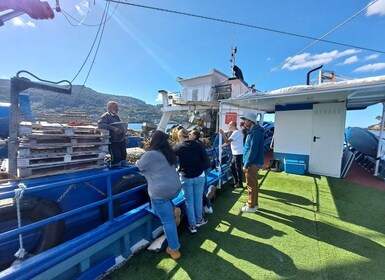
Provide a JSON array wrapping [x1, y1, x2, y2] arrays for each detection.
[[0, 167, 146, 249], [0, 183, 147, 241], [0, 166, 139, 200]]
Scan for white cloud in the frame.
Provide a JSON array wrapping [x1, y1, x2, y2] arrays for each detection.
[[76, 0, 90, 16], [282, 49, 361, 70], [341, 55, 359, 65], [365, 54, 380, 60], [366, 0, 385, 16], [11, 17, 35, 28], [354, 62, 385, 72], [156, 93, 163, 103]]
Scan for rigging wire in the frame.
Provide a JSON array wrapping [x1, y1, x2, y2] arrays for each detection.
[[66, 0, 111, 112], [31, 1, 118, 113], [106, 0, 385, 55], [254, 0, 381, 84], [61, 1, 118, 27]]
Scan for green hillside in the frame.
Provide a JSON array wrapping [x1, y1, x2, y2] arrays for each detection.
[[0, 79, 165, 123]]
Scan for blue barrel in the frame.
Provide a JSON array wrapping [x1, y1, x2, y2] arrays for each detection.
[[0, 102, 10, 138], [0, 93, 34, 138]]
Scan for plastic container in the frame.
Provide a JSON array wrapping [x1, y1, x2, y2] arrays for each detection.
[[284, 159, 306, 175]]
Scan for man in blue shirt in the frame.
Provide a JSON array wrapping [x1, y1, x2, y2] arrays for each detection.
[[240, 112, 265, 213]]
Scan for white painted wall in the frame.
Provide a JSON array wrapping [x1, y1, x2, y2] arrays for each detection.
[[274, 110, 312, 155]]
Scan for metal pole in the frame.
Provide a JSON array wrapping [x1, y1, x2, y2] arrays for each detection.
[[8, 78, 20, 177], [374, 102, 385, 176]]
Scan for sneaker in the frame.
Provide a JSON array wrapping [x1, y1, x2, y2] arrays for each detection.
[[196, 218, 208, 227], [239, 205, 258, 213], [174, 207, 181, 227], [206, 185, 216, 199], [188, 225, 197, 234], [204, 205, 213, 214], [236, 182, 243, 188], [166, 246, 181, 260]]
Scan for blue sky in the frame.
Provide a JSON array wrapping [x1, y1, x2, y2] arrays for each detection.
[[1, 0, 385, 127]]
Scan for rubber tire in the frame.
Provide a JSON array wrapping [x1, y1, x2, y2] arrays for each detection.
[[101, 175, 149, 220], [0, 197, 64, 270]]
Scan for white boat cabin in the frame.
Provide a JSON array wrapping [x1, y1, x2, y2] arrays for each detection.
[[157, 68, 252, 132], [220, 74, 385, 178]]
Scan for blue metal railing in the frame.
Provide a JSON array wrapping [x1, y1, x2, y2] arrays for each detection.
[[0, 166, 147, 250]]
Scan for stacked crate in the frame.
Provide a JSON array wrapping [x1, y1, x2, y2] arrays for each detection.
[[17, 122, 109, 178]]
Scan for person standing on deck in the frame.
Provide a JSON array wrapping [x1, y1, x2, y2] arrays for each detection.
[[174, 128, 208, 234], [189, 129, 214, 214], [98, 101, 127, 165], [136, 131, 182, 260], [239, 112, 265, 213], [219, 121, 244, 188], [239, 121, 249, 145]]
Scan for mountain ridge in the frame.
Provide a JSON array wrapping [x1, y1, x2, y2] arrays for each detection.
[[0, 79, 163, 123]]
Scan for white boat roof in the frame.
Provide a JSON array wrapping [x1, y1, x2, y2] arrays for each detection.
[[221, 75, 385, 112], [176, 68, 229, 87]]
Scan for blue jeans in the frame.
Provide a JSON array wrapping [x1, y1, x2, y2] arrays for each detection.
[[151, 198, 180, 250], [202, 168, 212, 208], [180, 175, 205, 226]]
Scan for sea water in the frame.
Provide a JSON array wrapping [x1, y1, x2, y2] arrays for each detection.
[[127, 123, 143, 131]]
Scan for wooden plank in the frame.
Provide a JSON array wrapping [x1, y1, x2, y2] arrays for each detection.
[[19, 122, 109, 137], [18, 145, 109, 157], [19, 139, 110, 147], [17, 159, 105, 178], [17, 152, 106, 168]]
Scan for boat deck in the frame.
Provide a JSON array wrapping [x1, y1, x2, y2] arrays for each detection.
[[107, 164, 385, 280], [345, 161, 385, 191], [264, 150, 384, 190]]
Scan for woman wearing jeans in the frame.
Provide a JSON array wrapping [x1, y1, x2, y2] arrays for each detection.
[[137, 131, 182, 260], [174, 128, 209, 234]]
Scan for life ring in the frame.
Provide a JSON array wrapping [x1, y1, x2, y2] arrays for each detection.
[[0, 196, 64, 270], [101, 175, 149, 220]]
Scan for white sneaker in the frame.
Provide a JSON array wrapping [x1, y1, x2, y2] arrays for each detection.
[[204, 206, 213, 214], [239, 205, 258, 213]]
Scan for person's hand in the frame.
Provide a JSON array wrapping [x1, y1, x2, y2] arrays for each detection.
[[113, 127, 122, 134], [243, 167, 248, 173], [219, 129, 224, 134]]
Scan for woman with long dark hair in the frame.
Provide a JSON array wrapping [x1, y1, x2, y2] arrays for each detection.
[[174, 128, 208, 234], [137, 130, 182, 259]]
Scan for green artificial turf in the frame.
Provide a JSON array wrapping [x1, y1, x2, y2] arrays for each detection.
[[106, 170, 385, 280]]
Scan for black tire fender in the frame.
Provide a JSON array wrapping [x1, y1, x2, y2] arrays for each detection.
[[101, 175, 149, 220], [0, 196, 64, 270]]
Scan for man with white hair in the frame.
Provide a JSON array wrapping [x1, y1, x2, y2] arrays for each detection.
[[219, 121, 244, 188], [239, 112, 265, 213], [98, 101, 127, 165]]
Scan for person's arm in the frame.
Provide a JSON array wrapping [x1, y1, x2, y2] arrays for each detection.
[[219, 129, 233, 144], [98, 114, 121, 134], [243, 131, 262, 171], [136, 152, 151, 172]]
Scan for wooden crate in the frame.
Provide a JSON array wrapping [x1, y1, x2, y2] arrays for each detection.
[[16, 122, 110, 178]]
